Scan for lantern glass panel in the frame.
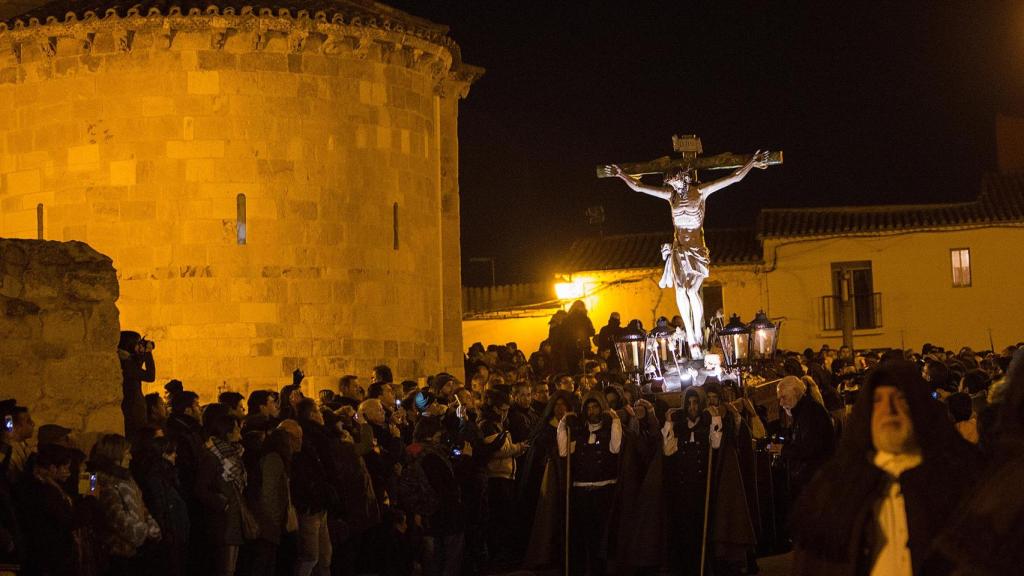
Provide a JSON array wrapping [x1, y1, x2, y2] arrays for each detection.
[[747, 311, 779, 360], [720, 333, 749, 367], [615, 338, 647, 374]]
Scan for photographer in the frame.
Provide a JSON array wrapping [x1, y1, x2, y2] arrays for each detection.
[[118, 331, 156, 445], [478, 389, 528, 568], [406, 416, 464, 576]]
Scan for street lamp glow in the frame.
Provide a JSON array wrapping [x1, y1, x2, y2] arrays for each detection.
[[555, 280, 585, 300]]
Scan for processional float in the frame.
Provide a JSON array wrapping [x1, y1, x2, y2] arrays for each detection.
[[598, 134, 784, 390]]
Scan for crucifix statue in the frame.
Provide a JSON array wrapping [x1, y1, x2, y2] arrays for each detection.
[[597, 135, 782, 358]]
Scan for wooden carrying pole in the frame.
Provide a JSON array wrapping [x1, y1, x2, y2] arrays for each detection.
[[565, 437, 572, 576], [699, 442, 714, 576]]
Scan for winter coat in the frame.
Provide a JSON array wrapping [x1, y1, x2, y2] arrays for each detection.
[[291, 422, 335, 515], [95, 466, 161, 558], [333, 435, 381, 536], [408, 442, 463, 536], [506, 405, 537, 444], [120, 352, 155, 444], [479, 414, 524, 480], [14, 475, 78, 575], [256, 452, 291, 545], [783, 393, 836, 496], [164, 413, 204, 501], [136, 455, 189, 576], [194, 445, 244, 546]]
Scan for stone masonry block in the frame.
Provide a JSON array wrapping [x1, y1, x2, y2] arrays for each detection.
[[166, 140, 225, 159], [376, 126, 391, 149], [185, 159, 215, 182], [240, 302, 279, 323], [188, 71, 220, 95], [109, 160, 137, 186], [7, 169, 41, 194], [67, 144, 100, 168]]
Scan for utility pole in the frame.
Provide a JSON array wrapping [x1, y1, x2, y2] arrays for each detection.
[[840, 270, 855, 350]]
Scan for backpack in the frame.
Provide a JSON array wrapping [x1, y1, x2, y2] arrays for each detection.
[[397, 450, 441, 517]]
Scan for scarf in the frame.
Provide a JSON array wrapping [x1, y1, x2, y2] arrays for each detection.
[[209, 437, 247, 495], [91, 459, 132, 480]]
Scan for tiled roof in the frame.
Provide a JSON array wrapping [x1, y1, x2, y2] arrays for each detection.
[[757, 172, 1024, 239], [560, 228, 763, 274], [1, 0, 450, 40], [561, 172, 1024, 273]]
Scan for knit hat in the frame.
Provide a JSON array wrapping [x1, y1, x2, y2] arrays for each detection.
[[413, 390, 436, 414], [37, 424, 72, 446]]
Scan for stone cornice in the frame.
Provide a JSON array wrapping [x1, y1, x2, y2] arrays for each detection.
[[0, 9, 483, 90]]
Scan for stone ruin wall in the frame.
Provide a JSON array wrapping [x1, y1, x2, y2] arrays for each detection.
[[0, 238, 122, 434], [0, 7, 479, 399]]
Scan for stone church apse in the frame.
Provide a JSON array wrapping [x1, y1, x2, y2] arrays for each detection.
[[0, 0, 481, 397]]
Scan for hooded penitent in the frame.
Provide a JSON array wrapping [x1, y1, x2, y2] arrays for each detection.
[[792, 361, 982, 575]]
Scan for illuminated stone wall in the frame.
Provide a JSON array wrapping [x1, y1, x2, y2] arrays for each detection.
[[0, 238, 122, 433], [0, 6, 479, 398]]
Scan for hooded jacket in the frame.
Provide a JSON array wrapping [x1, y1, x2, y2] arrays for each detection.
[[478, 406, 527, 480], [558, 390, 622, 485]]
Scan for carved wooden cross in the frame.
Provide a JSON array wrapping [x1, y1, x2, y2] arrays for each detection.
[[596, 134, 782, 179]]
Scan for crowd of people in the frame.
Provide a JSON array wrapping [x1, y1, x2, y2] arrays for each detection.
[[1, 305, 1023, 576]]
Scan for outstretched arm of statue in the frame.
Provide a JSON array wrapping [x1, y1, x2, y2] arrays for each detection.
[[606, 164, 673, 200], [699, 150, 769, 198]]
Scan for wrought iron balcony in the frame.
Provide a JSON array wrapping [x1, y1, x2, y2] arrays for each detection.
[[820, 292, 882, 331]]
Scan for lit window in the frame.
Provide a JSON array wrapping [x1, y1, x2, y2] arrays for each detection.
[[951, 248, 971, 287], [236, 193, 246, 245]]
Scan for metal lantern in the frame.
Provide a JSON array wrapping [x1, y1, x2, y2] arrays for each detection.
[[614, 323, 648, 383], [748, 310, 780, 361], [717, 314, 750, 368], [649, 317, 676, 368]]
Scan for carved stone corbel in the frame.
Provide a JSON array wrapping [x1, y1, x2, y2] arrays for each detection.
[[344, 33, 370, 58], [376, 41, 397, 64], [251, 29, 285, 52], [400, 46, 422, 69], [159, 28, 177, 50], [113, 29, 136, 53], [82, 32, 96, 53], [321, 34, 345, 55], [288, 31, 308, 54], [40, 37, 57, 59], [211, 28, 236, 50], [434, 65, 484, 100]]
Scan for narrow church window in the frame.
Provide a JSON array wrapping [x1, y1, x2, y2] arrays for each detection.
[[36, 203, 43, 240], [236, 193, 247, 245], [393, 202, 399, 250], [951, 248, 971, 287]]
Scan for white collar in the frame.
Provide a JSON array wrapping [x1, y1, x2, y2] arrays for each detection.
[[873, 450, 923, 478]]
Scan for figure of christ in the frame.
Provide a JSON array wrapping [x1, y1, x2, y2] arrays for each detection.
[[608, 151, 768, 357]]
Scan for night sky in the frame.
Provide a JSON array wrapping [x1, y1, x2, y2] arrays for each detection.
[[388, 1, 1024, 286]]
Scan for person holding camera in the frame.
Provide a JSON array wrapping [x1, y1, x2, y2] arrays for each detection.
[[118, 331, 156, 445], [478, 389, 528, 568]]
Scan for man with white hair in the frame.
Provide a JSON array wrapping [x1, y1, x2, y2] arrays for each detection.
[[358, 398, 404, 510], [775, 375, 835, 499]]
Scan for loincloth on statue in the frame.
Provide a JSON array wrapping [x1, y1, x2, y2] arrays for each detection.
[[659, 231, 710, 289]]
